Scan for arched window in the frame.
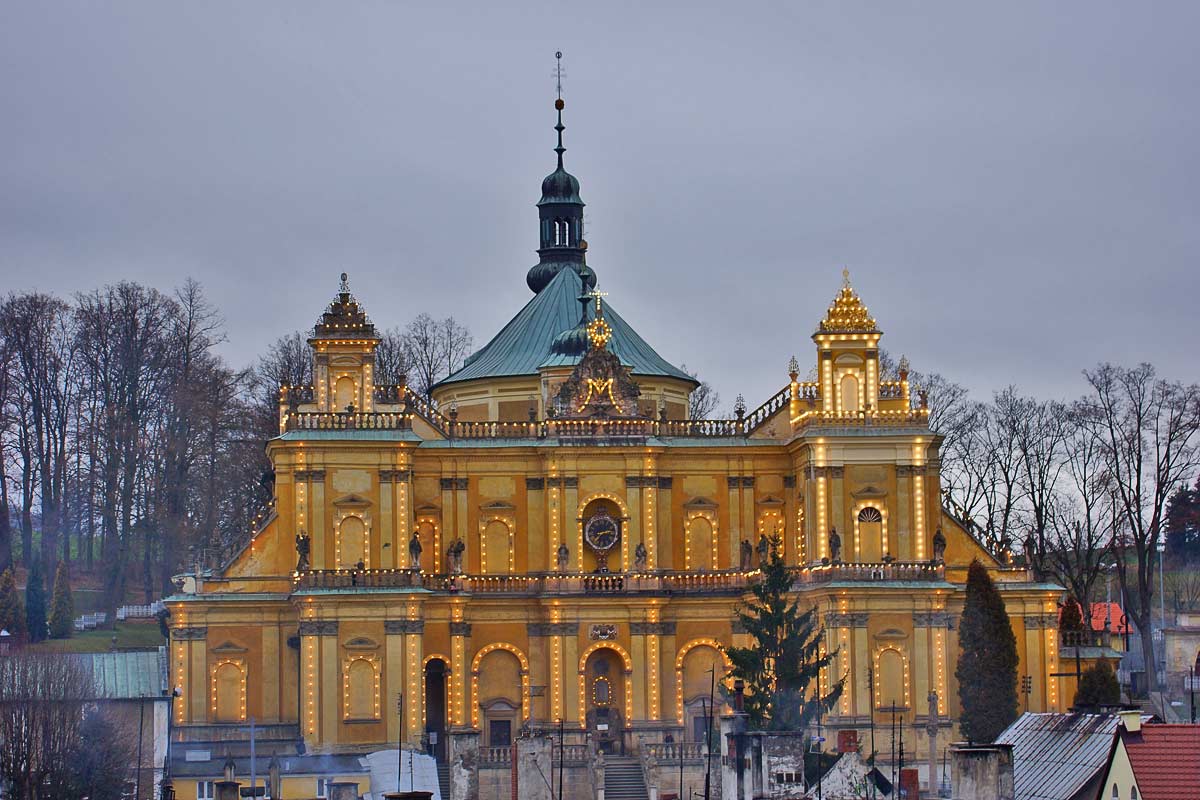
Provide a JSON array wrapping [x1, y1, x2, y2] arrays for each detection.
[[841, 373, 860, 414], [334, 376, 356, 411], [214, 662, 244, 722], [481, 519, 512, 574], [858, 506, 884, 562], [344, 657, 378, 720], [338, 516, 366, 569]]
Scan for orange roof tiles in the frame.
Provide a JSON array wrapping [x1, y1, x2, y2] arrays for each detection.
[[1121, 724, 1200, 799]]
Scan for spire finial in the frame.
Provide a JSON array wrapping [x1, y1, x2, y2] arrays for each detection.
[[553, 51, 566, 169], [842, 267, 851, 288], [339, 272, 349, 293]]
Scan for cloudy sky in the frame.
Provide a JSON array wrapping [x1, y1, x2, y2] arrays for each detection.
[[2, 2, 1196, 410]]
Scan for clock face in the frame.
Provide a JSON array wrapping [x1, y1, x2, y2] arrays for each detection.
[[585, 509, 620, 552]]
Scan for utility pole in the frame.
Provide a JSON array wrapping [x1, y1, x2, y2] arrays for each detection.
[[558, 717, 565, 800], [397, 693, 404, 793], [249, 716, 257, 798], [703, 667, 715, 800]]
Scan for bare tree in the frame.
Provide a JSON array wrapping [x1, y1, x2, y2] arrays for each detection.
[[1079, 363, 1200, 695], [375, 326, 411, 387], [1037, 409, 1116, 624], [439, 316, 473, 379], [681, 364, 720, 420]]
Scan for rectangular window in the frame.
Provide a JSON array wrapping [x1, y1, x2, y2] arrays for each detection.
[[198, 782, 216, 800], [317, 778, 331, 798], [489, 719, 512, 746]]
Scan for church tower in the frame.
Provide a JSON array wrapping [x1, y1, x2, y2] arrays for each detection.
[[309, 273, 380, 414], [526, 53, 589, 294]]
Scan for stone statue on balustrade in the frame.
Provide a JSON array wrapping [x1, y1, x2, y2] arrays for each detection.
[[556, 541, 570, 571], [931, 526, 946, 565], [739, 539, 754, 571], [756, 533, 770, 566], [295, 531, 311, 572], [828, 527, 842, 563], [409, 531, 423, 569], [634, 542, 648, 572]]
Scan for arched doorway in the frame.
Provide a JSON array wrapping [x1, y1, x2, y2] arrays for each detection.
[[424, 658, 448, 761], [583, 647, 627, 754]]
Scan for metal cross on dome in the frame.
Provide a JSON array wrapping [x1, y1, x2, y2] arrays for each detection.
[[588, 289, 609, 316], [554, 51, 565, 100]]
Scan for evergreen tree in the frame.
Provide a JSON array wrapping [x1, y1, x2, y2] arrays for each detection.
[[1073, 660, 1121, 708], [956, 559, 1019, 743], [24, 558, 47, 642], [0, 568, 26, 637], [48, 561, 75, 639], [725, 538, 842, 730], [1059, 595, 1085, 638]]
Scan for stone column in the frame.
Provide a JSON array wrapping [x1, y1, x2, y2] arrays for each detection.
[[656, 477, 672, 570], [448, 728, 481, 800], [450, 620, 471, 727], [387, 619, 425, 745], [626, 474, 643, 574], [299, 620, 339, 747], [309, 471, 328, 568], [633, 620, 675, 723], [527, 623, 550, 725], [171, 626, 206, 724]]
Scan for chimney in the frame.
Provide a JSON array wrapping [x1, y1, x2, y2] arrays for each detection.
[[950, 743, 1014, 800], [1118, 710, 1141, 733], [330, 781, 361, 800], [214, 782, 241, 800], [733, 679, 745, 712]]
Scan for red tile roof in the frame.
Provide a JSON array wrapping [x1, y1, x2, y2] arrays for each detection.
[[1089, 602, 1130, 634], [1120, 724, 1200, 799]]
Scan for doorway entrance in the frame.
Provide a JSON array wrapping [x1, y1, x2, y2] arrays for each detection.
[[424, 658, 448, 761]]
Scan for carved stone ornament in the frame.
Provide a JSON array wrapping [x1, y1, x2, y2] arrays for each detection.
[[913, 611, 956, 629], [298, 620, 339, 636], [385, 619, 425, 635], [450, 621, 472, 637], [528, 622, 579, 637], [589, 624, 618, 641], [553, 314, 641, 418], [1023, 613, 1058, 630], [630, 621, 676, 636], [172, 626, 206, 641]]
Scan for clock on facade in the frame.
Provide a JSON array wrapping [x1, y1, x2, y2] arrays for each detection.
[[584, 507, 620, 553]]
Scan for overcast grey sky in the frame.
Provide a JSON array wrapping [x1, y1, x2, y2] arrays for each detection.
[[2, 2, 1197, 409]]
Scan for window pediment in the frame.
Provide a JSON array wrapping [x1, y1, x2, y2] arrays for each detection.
[[211, 641, 248, 655], [756, 495, 785, 508], [343, 637, 380, 651], [874, 628, 907, 641], [852, 486, 887, 499], [480, 501, 515, 513], [684, 496, 719, 511], [333, 493, 372, 508]]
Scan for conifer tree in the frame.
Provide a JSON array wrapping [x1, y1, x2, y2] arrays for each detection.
[[725, 538, 842, 730], [956, 559, 1019, 742], [25, 558, 47, 642], [1074, 660, 1121, 708], [0, 568, 26, 637], [48, 561, 74, 639]]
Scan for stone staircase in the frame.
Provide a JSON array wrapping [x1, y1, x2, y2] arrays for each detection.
[[604, 756, 649, 800], [437, 760, 449, 800]]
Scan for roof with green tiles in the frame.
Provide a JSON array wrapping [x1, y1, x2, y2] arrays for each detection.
[[435, 265, 696, 389], [68, 649, 168, 699]]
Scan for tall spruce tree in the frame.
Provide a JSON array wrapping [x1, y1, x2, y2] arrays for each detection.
[[0, 568, 26, 637], [48, 561, 74, 639], [725, 538, 842, 730], [25, 558, 47, 642], [956, 559, 1019, 742]]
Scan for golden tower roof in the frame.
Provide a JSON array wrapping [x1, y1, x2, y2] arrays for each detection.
[[818, 268, 879, 334]]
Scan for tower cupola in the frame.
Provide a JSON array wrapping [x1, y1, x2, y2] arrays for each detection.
[[527, 52, 589, 294]]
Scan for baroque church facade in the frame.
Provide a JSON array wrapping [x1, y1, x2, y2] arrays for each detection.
[[165, 95, 1065, 799]]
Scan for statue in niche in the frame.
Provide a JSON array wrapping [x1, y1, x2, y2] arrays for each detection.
[[409, 530, 423, 569], [739, 539, 754, 571], [828, 527, 842, 563], [756, 533, 770, 566], [931, 526, 946, 564], [556, 541, 570, 571], [447, 538, 465, 574], [295, 531, 311, 572], [634, 542, 648, 572]]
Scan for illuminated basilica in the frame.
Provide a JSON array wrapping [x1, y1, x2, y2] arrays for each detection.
[[165, 92, 1067, 800]]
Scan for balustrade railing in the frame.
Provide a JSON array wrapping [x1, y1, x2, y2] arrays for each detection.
[[294, 562, 943, 594], [744, 387, 790, 433], [1060, 630, 1112, 649], [644, 742, 707, 762], [480, 746, 513, 766], [285, 411, 412, 431], [552, 744, 590, 765]]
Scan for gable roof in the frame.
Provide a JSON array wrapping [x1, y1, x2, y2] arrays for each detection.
[[68, 649, 168, 699], [1119, 723, 1200, 799], [996, 712, 1137, 800], [434, 266, 695, 389]]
